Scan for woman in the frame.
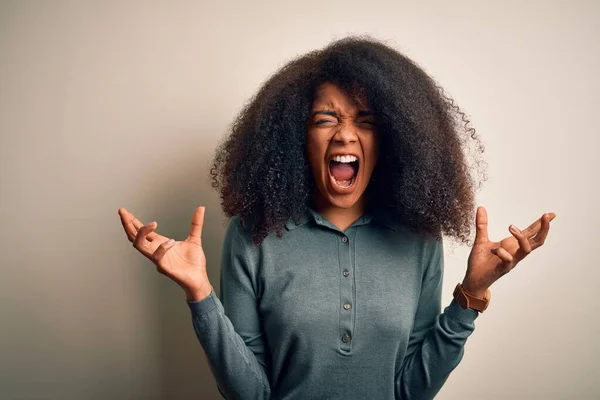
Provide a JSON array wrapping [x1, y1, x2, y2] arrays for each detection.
[[118, 35, 555, 399]]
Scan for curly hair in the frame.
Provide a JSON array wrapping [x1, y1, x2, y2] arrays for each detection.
[[210, 34, 487, 246]]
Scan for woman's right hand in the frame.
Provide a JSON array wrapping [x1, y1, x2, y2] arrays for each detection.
[[118, 206, 212, 301]]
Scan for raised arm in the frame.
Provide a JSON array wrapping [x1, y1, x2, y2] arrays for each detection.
[[187, 216, 271, 399], [117, 207, 270, 399], [395, 237, 479, 400]]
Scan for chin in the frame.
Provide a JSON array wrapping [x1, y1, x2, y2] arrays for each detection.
[[326, 195, 363, 209]]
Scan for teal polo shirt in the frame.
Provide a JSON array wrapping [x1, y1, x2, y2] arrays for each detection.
[[187, 207, 479, 400]]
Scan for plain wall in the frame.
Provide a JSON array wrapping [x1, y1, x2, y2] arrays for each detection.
[[1, 1, 598, 399]]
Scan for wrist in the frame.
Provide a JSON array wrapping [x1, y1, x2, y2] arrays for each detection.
[[461, 280, 487, 299], [185, 284, 212, 302]]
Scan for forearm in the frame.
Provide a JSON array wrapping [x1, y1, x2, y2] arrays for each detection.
[[188, 286, 272, 400], [395, 298, 478, 400]]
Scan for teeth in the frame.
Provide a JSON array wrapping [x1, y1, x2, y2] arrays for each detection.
[[333, 176, 355, 188], [332, 155, 357, 163]]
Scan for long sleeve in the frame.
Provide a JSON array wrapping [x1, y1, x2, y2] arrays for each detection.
[[187, 217, 271, 400], [395, 237, 480, 400]]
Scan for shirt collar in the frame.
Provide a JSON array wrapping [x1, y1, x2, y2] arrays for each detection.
[[284, 206, 398, 231]]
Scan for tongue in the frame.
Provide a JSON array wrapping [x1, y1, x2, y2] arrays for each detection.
[[330, 161, 356, 181]]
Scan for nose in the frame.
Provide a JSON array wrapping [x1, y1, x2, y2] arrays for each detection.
[[332, 121, 358, 145]]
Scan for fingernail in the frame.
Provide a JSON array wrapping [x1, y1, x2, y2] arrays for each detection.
[[509, 225, 517, 232]]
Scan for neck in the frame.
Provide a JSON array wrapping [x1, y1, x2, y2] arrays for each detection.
[[312, 195, 367, 232]]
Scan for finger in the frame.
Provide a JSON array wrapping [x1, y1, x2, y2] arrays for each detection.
[[491, 246, 514, 274], [474, 206, 489, 245], [152, 239, 176, 266], [119, 208, 158, 242], [521, 212, 556, 239], [509, 224, 532, 261], [492, 246, 513, 263], [530, 213, 552, 250], [133, 221, 157, 258], [118, 208, 139, 242], [187, 206, 205, 245], [127, 211, 156, 240]]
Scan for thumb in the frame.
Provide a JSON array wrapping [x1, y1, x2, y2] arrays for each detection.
[[187, 206, 205, 245], [474, 206, 489, 245]]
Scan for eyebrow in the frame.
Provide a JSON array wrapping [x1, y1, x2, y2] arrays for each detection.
[[311, 109, 374, 118]]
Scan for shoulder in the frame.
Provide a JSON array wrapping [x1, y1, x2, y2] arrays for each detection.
[[223, 215, 255, 251], [227, 215, 244, 234], [391, 223, 444, 279], [395, 222, 443, 250], [387, 221, 441, 254], [224, 214, 278, 251]]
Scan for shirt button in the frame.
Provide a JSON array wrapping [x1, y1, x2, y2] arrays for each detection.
[[343, 303, 351, 310], [342, 334, 350, 343], [343, 270, 350, 277], [341, 236, 348, 243]]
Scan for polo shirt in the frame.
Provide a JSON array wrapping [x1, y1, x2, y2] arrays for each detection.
[[187, 207, 480, 400]]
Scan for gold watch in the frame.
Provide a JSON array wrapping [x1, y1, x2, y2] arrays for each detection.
[[453, 283, 491, 312]]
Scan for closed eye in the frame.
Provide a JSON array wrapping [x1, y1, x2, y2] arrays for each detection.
[[315, 120, 376, 126]]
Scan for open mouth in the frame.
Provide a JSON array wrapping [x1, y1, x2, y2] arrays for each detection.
[[328, 155, 359, 189]]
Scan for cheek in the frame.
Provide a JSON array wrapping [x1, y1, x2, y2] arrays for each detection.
[[306, 135, 328, 166], [306, 133, 328, 171], [361, 136, 379, 169]]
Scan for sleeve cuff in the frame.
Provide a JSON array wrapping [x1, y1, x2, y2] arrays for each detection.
[[187, 285, 220, 317], [444, 297, 480, 323]]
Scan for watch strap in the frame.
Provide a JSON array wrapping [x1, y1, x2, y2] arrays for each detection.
[[453, 283, 491, 312]]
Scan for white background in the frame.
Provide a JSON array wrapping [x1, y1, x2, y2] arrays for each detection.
[[1, 1, 598, 399]]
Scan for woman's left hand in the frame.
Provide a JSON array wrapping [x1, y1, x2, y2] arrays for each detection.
[[462, 206, 556, 297]]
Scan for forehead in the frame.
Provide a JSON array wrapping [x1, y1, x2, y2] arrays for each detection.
[[312, 82, 369, 110]]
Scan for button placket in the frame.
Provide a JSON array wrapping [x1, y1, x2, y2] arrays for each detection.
[[338, 230, 355, 353]]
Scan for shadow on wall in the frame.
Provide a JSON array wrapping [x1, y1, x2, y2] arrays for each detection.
[[134, 146, 226, 400]]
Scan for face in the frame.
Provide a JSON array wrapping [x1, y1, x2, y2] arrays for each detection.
[[306, 82, 379, 210]]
